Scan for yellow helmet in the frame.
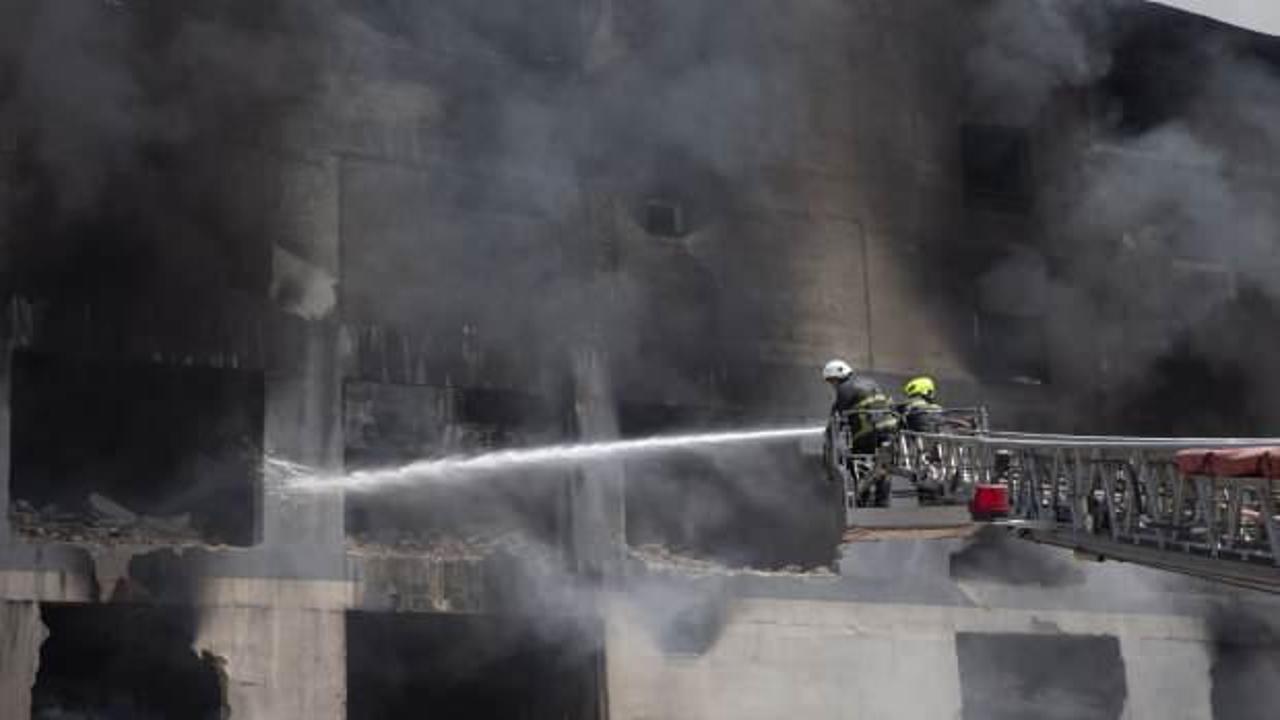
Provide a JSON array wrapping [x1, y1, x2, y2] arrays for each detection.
[[903, 376, 936, 400]]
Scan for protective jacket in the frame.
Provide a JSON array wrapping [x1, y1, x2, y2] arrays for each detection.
[[898, 396, 943, 433], [831, 376, 897, 450], [831, 376, 886, 413]]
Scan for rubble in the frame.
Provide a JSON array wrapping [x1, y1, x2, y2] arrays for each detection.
[[10, 494, 205, 547], [628, 544, 838, 579], [347, 531, 560, 567], [348, 532, 493, 560], [842, 525, 980, 543], [88, 493, 137, 523]]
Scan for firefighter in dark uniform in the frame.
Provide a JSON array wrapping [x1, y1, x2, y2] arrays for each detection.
[[898, 375, 950, 501], [823, 359, 898, 453], [899, 376, 943, 433]]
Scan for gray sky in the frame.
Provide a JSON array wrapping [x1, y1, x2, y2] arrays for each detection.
[[1151, 1, 1280, 36]]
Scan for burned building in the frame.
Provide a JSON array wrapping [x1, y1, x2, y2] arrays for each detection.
[[0, 1, 1279, 718]]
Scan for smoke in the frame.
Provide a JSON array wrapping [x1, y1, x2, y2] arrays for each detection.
[[324, 0, 859, 578], [966, 0, 1118, 124], [0, 0, 836, 545], [966, 0, 1280, 432], [1205, 604, 1280, 719], [961, 12, 1280, 715], [0, 1, 329, 311], [950, 526, 1086, 586], [624, 440, 842, 570], [327, 0, 836, 409]]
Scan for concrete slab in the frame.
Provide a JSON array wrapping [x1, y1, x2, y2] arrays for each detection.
[[846, 506, 974, 529], [197, 605, 346, 720], [0, 601, 46, 720], [602, 594, 1237, 720]]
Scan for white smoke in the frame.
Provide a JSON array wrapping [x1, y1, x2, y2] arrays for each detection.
[[966, 0, 1117, 123]]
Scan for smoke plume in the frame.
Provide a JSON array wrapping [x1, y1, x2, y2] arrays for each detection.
[[967, 0, 1280, 433], [966, 0, 1118, 124]]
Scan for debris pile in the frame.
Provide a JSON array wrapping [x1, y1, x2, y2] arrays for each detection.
[[629, 544, 837, 578], [10, 494, 201, 546], [348, 530, 560, 567]]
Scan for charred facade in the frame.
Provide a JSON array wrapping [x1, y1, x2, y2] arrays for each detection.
[[0, 2, 1278, 719]]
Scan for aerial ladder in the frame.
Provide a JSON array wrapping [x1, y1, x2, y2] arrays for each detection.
[[826, 408, 1280, 594]]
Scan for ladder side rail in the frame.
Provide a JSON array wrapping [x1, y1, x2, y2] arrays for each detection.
[[1149, 461, 1168, 550], [1129, 458, 1174, 550], [1122, 454, 1141, 542], [1258, 477, 1280, 566], [1073, 448, 1089, 538], [985, 431, 1280, 447], [1052, 448, 1067, 527], [1200, 476, 1219, 558], [1187, 475, 1217, 556], [1225, 478, 1243, 551], [1152, 461, 1176, 550], [1240, 479, 1270, 559], [896, 430, 1280, 581], [1090, 450, 1116, 541], [1134, 454, 1161, 546], [1010, 445, 1029, 518], [1172, 463, 1190, 544], [1020, 449, 1042, 520], [1039, 449, 1058, 522]]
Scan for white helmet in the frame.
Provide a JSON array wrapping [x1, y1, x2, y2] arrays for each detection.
[[823, 359, 854, 383]]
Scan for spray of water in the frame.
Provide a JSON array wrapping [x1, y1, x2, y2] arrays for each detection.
[[270, 425, 824, 494]]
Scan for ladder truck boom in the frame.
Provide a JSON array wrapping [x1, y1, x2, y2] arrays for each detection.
[[828, 410, 1280, 593]]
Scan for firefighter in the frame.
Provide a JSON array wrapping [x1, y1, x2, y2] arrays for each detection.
[[899, 375, 943, 433], [823, 359, 897, 453]]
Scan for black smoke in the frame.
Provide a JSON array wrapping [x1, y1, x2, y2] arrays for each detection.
[[964, 0, 1280, 434], [1206, 604, 1280, 720], [330, 0, 853, 570], [0, 1, 327, 313], [34, 603, 225, 720], [950, 526, 1086, 586]]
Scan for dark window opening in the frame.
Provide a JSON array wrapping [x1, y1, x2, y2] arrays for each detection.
[[347, 612, 603, 720], [338, 0, 416, 38], [962, 124, 1033, 214], [1169, 260, 1236, 318], [1101, 6, 1208, 136], [609, 257, 721, 397], [1209, 612, 1280, 720], [617, 402, 719, 438], [956, 632, 1127, 720], [343, 382, 569, 550], [339, 0, 580, 70], [644, 199, 687, 237], [33, 604, 225, 720], [976, 311, 1048, 385], [1113, 340, 1249, 436], [619, 403, 841, 571], [6, 107, 274, 307], [1111, 286, 1280, 436], [10, 351, 263, 547]]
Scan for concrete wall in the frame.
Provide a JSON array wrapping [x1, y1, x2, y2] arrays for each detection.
[[2, 562, 1276, 720], [6, 4, 1278, 720], [602, 594, 1248, 720], [324, 0, 981, 420], [607, 533, 1280, 720], [196, 579, 349, 720], [0, 601, 45, 720]]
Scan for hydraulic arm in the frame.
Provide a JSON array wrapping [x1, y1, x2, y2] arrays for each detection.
[[830, 410, 1280, 593]]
